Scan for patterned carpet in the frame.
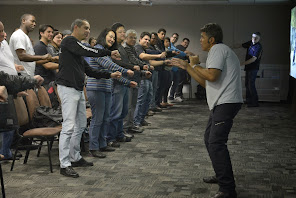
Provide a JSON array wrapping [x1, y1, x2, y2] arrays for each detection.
[[1, 99, 296, 198]]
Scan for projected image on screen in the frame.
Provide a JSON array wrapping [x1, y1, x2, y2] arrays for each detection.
[[291, 7, 296, 79]]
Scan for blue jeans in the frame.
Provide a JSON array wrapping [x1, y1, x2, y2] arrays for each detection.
[[108, 84, 129, 142], [57, 85, 86, 168], [204, 103, 242, 193], [245, 70, 259, 105], [149, 70, 158, 109], [0, 130, 14, 159], [87, 90, 111, 150], [169, 70, 180, 100], [134, 79, 153, 126]]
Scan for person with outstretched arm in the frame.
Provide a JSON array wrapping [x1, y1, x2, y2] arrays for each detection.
[[55, 19, 121, 178]]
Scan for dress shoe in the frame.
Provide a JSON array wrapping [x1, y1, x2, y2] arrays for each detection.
[[60, 166, 79, 178], [107, 141, 120, 148], [117, 136, 132, 142], [100, 146, 116, 152], [123, 131, 134, 138], [212, 191, 237, 198], [141, 120, 151, 126], [128, 125, 144, 133], [71, 158, 93, 167], [203, 176, 218, 184], [89, 150, 106, 158]]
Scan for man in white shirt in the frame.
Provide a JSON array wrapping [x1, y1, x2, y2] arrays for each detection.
[[9, 14, 51, 77], [171, 23, 243, 198], [0, 21, 44, 160]]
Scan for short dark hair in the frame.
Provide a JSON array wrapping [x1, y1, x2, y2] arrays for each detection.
[[111, 22, 124, 32], [39, 24, 54, 39], [96, 28, 117, 50], [164, 37, 170, 42], [172, 33, 179, 37], [183, 38, 190, 43], [20, 14, 34, 23], [200, 23, 223, 44], [71, 19, 88, 32], [151, 32, 158, 37], [53, 31, 62, 39], [140, 32, 151, 39], [158, 28, 166, 34], [89, 37, 96, 44]]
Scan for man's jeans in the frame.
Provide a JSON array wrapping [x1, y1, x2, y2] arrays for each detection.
[[176, 69, 187, 98], [149, 70, 158, 109], [245, 70, 259, 105], [123, 87, 138, 129], [87, 90, 111, 150], [0, 130, 14, 159], [108, 84, 129, 142], [204, 103, 242, 193], [134, 79, 153, 126], [57, 85, 86, 168], [169, 70, 180, 100]]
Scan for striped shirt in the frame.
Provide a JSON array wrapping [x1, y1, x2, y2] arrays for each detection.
[[86, 44, 130, 92]]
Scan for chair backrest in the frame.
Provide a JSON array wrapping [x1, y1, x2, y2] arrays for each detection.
[[25, 89, 40, 121], [37, 86, 52, 108], [13, 97, 29, 126]]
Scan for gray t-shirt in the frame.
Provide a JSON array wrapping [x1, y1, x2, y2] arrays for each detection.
[[206, 43, 243, 110]]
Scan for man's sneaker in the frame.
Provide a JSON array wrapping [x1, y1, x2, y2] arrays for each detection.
[[146, 110, 155, 116], [141, 120, 151, 126], [174, 96, 183, 102], [129, 125, 144, 133], [89, 150, 106, 158], [123, 130, 134, 138], [71, 158, 93, 167], [60, 166, 79, 178], [107, 141, 120, 148], [117, 136, 132, 142]]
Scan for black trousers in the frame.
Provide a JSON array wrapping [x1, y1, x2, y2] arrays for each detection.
[[204, 103, 242, 193]]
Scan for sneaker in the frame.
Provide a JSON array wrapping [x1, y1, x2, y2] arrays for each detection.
[[100, 146, 116, 152], [71, 158, 93, 167], [107, 141, 120, 148], [141, 120, 151, 126], [89, 150, 106, 158], [174, 96, 183, 102], [60, 166, 79, 178], [123, 131, 134, 138], [117, 136, 132, 142], [146, 110, 155, 116], [128, 125, 144, 133]]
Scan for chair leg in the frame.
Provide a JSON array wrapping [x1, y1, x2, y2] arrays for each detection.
[[46, 139, 53, 173], [0, 163, 6, 198], [10, 138, 22, 171], [37, 140, 44, 157], [24, 148, 31, 164]]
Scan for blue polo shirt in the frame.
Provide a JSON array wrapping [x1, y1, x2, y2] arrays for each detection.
[[242, 40, 263, 71]]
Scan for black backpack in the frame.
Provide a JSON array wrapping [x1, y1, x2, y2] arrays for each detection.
[[32, 106, 62, 128]]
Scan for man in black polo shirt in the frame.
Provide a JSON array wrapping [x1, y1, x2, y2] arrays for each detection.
[[34, 24, 59, 89]]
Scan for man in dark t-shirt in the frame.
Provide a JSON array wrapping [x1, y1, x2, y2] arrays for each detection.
[[241, 32, 263, 107], [34, 24, 59, 89]]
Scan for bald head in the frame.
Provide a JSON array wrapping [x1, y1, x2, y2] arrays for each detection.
[[20, 14, 36, 34]]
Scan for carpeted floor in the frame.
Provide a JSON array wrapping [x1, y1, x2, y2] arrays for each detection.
[[1, 99, 296, 198]]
